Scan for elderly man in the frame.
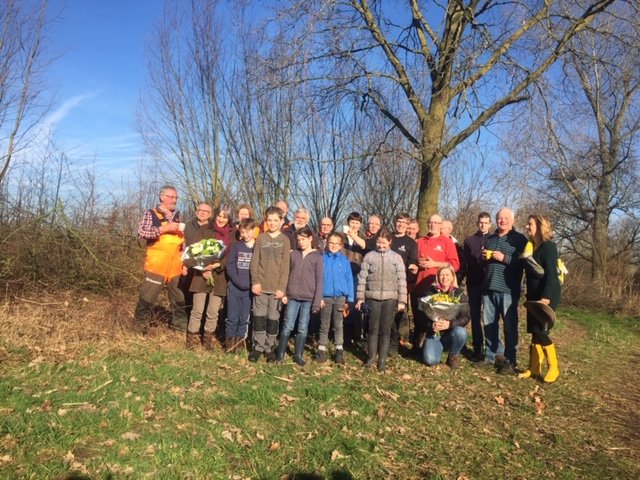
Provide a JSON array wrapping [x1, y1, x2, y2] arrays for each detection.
[[412, 214, 460, 354], [284, 207, 321, 250], [133, 185, 188, 334], [364, 214, 383, 253], [481, 208, 527, 374], [317, 216, 334, 251]]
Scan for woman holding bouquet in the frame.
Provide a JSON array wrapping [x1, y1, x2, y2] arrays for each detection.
[[422, 264, 470, 369], [519, 214, 561, 383], [185, 204, 234, 351]]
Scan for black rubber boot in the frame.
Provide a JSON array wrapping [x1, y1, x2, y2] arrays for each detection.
[[293, 333, 306, 366]]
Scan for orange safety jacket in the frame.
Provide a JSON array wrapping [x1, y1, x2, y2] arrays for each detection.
[[144, 209, 184, 283]]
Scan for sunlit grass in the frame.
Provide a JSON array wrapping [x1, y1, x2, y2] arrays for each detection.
[[0, 296, 638, 479]]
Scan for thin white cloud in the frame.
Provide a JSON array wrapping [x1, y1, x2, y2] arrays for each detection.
[[41, 92, 97, 138]]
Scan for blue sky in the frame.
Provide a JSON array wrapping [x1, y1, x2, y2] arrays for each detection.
[[44, 0, 165, 186]]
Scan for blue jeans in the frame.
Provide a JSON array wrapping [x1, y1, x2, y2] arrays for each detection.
[[280, 299, 312, 339], [226, 282, 251, 338], [482, 291, 519, 366], [422, 326, 467, 365]]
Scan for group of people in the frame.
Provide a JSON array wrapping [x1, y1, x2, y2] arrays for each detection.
[[133, 185, 561, 381]]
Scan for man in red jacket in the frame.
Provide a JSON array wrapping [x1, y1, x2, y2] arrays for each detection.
[[411, 214, 460, 354]]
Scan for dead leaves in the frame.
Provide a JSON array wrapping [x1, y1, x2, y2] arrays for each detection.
[[529, 385, 546, 415], [376, 386, 399, 401], [62, 451, 89, 475], [268, 441, 280, 451], [279, 394, 298, 406], [330, 449, 346, 461]]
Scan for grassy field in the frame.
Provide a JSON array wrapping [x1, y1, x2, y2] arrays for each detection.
[[0, 294, 638, 479]]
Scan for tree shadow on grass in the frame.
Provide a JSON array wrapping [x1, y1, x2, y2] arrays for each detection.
[[267, 470, 354, 480]]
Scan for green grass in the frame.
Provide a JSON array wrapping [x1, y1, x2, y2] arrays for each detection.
[[1, 307, 638, 479]]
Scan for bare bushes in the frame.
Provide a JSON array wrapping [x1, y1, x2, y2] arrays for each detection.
[[562, 258, 640, 316], [0, 219, 143, 301], [0, 291, 184, 363]]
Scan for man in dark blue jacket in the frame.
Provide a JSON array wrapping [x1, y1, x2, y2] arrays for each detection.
[[462, 212, 492, 361]]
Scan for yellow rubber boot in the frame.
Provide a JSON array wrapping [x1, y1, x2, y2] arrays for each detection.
[[518, 344, 543, 379], [542, 344, 560, 383]]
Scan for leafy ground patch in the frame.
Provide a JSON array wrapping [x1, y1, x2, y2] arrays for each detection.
[[0, 294, 638, 479]]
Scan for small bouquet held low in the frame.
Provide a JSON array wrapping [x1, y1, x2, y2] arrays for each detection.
[[181, 238, 226, 270], [419, 292, 463, 321]]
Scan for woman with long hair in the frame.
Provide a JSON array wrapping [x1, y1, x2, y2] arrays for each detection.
[[519, 214, 561, 383]]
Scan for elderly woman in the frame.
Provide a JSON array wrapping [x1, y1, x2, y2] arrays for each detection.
[[519, 214, 561, 383], [422, 264, 470, 369]]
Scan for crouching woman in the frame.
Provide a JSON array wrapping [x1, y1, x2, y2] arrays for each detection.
[[422, 264, 470, 369]]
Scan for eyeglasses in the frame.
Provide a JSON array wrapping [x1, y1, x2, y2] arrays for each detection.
[[320, 223, 332, 227], [162, 194, 178, 199], [327, 242, 342, 246]]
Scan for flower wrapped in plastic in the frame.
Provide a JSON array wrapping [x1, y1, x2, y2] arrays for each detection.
[[181, 238, 226, 270], [520, 241, 544, 278], [419, 292, 464, 321]]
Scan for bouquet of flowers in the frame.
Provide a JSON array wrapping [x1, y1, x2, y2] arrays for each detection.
[[520, 241, 544, 278], [181, 238, 226, 270], [419, 292, 463, 321]]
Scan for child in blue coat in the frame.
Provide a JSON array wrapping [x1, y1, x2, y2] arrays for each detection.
[[315, 232, 354, 365]]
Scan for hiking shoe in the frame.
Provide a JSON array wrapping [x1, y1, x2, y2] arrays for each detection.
[[497, 363, 516, 375], [470, 352, 485, 363], [248, 350, 261, 363], [472, 360, 495, 371], [446, 354, 460, 369], [334, 350, 345, 365], [315, 350, 327, 363], [265, 352, 278, 363], [293, 355, 306, 367]]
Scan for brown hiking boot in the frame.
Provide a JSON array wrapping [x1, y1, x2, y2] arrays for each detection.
[[446, 354, 460, 369], [202, 332, 214, 351], [186, 332, 199, 350], [233, 337, 246, 353]]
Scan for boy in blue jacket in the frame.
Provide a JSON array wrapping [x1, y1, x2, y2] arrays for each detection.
[[315, 232, 354, 365]]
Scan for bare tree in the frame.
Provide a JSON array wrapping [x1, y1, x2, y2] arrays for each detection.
[[269, 0, 616, 232], [219, 33, 297, 215], [505, 1, 640, 285], [139, 0, 227, 206], [291, 98, 375, 226], [0, 0, 50, 184]]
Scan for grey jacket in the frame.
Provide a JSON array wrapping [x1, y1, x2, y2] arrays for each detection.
[[356, 249, 407, 304]]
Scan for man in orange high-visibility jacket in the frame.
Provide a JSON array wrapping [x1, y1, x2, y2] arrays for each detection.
[[133, 185, 187, 334]]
